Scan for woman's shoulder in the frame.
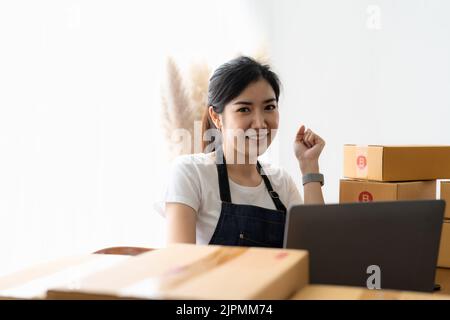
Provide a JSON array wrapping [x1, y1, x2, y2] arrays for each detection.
[[169, 153, 218, 195], [171, 152, 217, 175]]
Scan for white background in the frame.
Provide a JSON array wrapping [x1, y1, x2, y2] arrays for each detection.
[[1, 0, 449, 275]]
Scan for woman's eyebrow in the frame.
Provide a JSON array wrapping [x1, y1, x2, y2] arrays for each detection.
[[233, 98, 277, 106]]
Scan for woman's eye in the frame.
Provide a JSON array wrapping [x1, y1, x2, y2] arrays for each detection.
[[265, 105, 277, 111], [237, 107, 250, 113]]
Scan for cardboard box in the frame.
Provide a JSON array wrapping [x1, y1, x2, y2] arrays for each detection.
[[343, 145, 450, 181], [435, 268, 450, 295], [290, 285, 450, 300], [438, 221, 450, 268], [339, 179, 436, 203], [0, 254, 130, 300], [46, 244, 309, 300], [441, 181, 450, 220]]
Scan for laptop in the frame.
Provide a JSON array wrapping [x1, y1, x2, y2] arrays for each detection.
[[283, 200, 445, 292]]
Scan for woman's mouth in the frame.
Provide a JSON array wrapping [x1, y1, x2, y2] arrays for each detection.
[[245, 133, 268, 141]]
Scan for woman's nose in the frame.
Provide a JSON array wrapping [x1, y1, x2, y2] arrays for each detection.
[[251, 113, 268, 129]]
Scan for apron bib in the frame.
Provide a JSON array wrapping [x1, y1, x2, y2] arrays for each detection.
[[209, 151, 287, 248]]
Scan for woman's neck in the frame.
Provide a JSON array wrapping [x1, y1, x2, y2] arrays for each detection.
[[220, 147, 261, 185], [227, 162, 258, 179]]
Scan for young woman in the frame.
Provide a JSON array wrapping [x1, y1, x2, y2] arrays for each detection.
[[164, 56, 325, 247]]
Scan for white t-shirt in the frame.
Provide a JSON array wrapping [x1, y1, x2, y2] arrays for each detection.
[[155, 152, 303, 245]]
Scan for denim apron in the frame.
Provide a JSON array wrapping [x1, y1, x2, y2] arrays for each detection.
[[208, 152, 287, 248]]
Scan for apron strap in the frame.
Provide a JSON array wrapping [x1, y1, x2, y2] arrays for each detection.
[[257, 162, 287, 212], [216, 157, 232, 203], [216, 151, 287, 212]]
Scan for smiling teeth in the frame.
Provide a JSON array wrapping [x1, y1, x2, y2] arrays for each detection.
[[246, 134, 268, 140]]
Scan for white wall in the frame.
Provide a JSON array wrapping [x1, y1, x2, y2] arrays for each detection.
[[246, 0, 450, 203], [1, 0, 449, 275], [0, 0, 267, 275]]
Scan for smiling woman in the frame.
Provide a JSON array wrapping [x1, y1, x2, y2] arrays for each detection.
[[162, 56, 326, 246], [202, 57, 281, 163]]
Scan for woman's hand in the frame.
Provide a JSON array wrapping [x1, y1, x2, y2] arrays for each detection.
[[293, 125, 326, 174]]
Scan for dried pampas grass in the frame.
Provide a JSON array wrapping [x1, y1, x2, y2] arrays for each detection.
[[161, 57, 211, 160], [161, 57, 193, 159], [251, 45, 272, 66], [188, 61, 211, 127]]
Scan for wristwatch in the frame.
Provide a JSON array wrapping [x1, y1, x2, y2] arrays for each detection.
[[302, 173, 324, 186]]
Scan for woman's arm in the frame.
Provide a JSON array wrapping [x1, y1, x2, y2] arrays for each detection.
[[165, 203, 197, 244], [303, 181, 324, 204], [300, 161, 325, 205], [293, 125, 326, 205]]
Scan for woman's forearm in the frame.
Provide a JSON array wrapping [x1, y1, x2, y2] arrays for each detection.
[[300, 161, 325, 205], [303, 181, 325, 205]]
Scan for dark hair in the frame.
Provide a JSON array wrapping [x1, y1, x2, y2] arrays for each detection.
[[201, 56, 281, 151]]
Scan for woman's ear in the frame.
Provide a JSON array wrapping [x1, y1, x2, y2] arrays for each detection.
[[208, 106, 221, 130]]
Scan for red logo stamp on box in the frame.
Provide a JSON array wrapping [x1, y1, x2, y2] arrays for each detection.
[[357, 155, 367, 169], [359, 191, 373, 202], [275, 252, 289, 260]]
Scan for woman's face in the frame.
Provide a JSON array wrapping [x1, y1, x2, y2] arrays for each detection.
[[219, 79, 279, 161]]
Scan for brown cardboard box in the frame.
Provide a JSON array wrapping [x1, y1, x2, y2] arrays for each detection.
[[0, 254, 130, 300], [47, 244, 309, 300], [343, 145, 450, 181], [441, 181, 450, 219], [290, 285, 450, 300], [339, 179, 436, 203], [438, 221, 450, 268], [435, 268, 450, 295]]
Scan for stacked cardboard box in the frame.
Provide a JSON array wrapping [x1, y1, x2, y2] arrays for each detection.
[[0, 254, 131, 300], [3, 244, 450, 300], [339, 145, 450, 202], [439, 181, 450, 268], [340, 179, 436, 203], [342, 145, 450, 182], [0, 245, 308, 300], [442, 181, 450, 220], [341, 145, 450, 269], [45, 244, 309, 300]]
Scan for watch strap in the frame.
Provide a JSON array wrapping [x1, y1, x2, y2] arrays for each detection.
[[302, 173, 324, 186]]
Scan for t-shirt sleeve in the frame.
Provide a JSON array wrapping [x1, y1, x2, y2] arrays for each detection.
[[163, 156, 201, 215], [285, 171, 304, 208]]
